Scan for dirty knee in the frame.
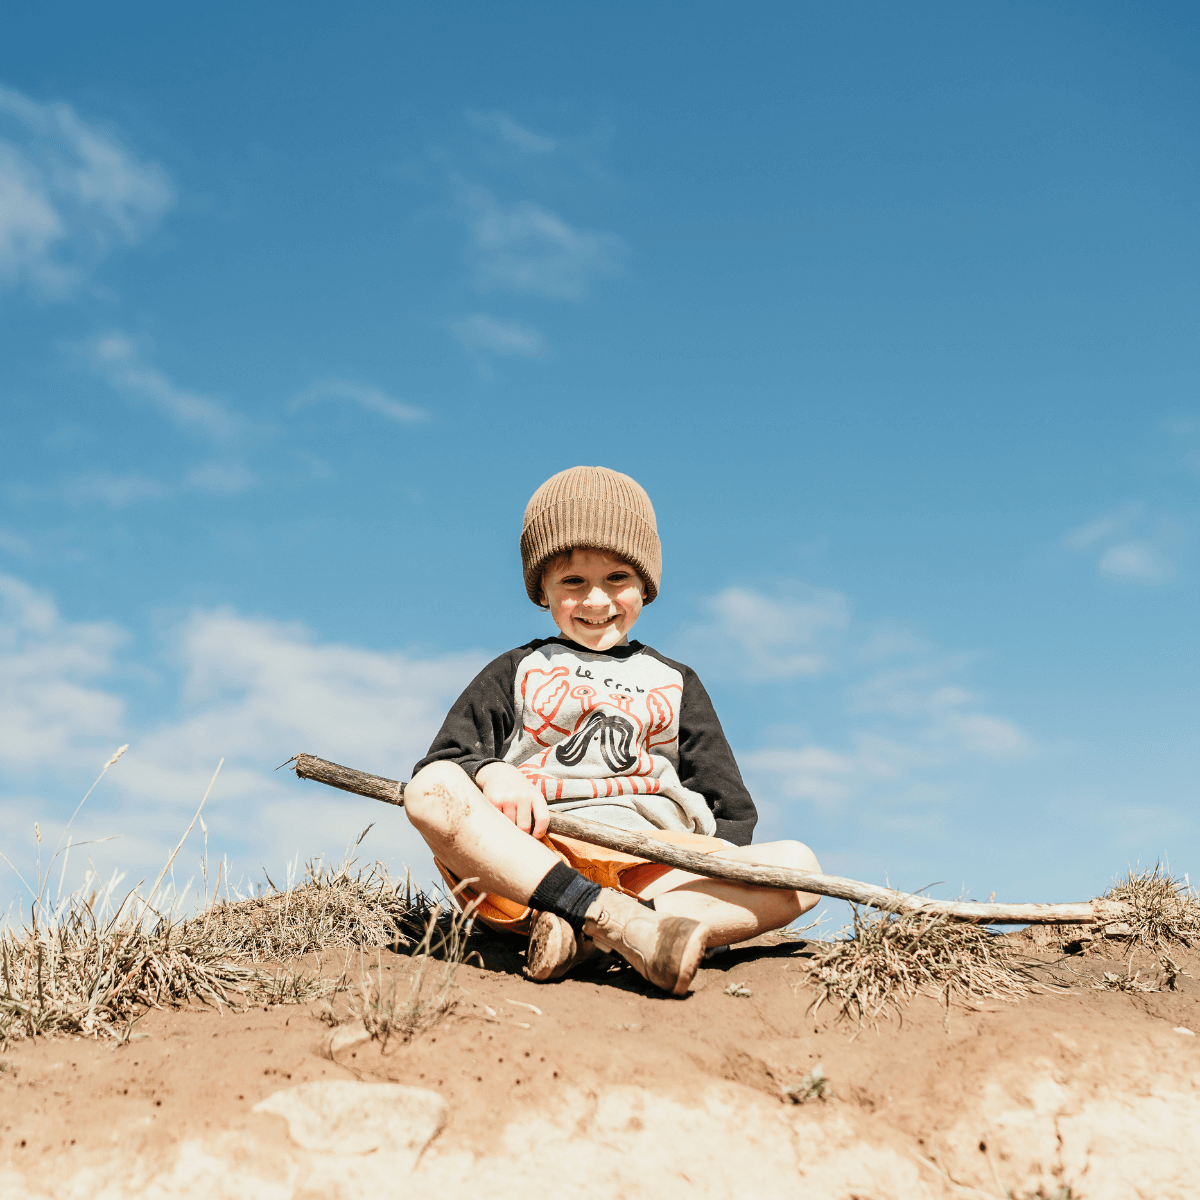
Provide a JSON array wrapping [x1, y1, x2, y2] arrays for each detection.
[[404, 762, 473, 836]]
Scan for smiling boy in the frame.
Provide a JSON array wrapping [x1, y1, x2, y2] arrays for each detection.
[[404, 465, 821, 996]]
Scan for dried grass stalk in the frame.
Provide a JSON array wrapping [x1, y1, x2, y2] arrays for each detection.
[[0, 858, 437, 1046], [805, 906, 1028, 1029], [344, 883, 484, 1049], [0, 900, 262, 1044], [195, 859, 427, 962], [1102, 864, 1200, 960]]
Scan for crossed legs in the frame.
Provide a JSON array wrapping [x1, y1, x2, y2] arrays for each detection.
[[403, 761, 822, 950]]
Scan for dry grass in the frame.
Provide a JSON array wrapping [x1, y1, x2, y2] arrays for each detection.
[[1102, 863, 1200, 961], [0, 895, 266, 1044], [0, 750, 471, 1045], [1094, 969, 1157, 994], [805, 906, 1029, 1029], [0, 849, 478, 1047], [340, 883, 484, 1050], [195, 858, 429, 962]]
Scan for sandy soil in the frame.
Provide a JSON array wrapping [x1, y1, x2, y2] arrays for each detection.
[[2, 930, 1199, 1199]]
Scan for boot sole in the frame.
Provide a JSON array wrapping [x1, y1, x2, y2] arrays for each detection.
[[649, 916, 707, 996], [524, 911, 572, 981]]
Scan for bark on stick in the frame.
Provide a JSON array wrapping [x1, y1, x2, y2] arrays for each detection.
[[289, 753, 1127, 926]]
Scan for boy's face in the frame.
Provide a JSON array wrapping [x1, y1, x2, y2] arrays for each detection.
[[541, 548, 646, 652]]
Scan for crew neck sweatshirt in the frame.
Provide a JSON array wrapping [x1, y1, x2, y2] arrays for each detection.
[[413, 636, 758, 845]]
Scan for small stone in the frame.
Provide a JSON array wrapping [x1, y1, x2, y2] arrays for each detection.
[[323, 1024, 370, 1058]]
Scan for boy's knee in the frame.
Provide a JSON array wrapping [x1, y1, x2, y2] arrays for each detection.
[[404, 761, 474, 833], [774, 839, 821, 875]]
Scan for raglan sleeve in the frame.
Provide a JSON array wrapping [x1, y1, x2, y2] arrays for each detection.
[[676, 666, 758, 845], [411, 649, 521, 781]]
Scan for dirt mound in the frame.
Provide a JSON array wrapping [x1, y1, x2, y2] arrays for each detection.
[[2, 931, 1199, 1199]]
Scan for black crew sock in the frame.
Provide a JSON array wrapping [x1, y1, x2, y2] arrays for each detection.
[[528, 862, 602, 932]]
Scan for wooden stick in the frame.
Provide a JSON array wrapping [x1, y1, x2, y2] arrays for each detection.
[[289, 753, 1128, 926]]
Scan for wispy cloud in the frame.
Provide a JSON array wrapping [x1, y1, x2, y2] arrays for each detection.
[[0, 573, 486, 899], [85, 333, 242, 442], [741, 659, 1031, 813], [451, 313, 546, 360], [682, 583, 1031, 818], [0, 85, 174, 295], [65, 472, 166, 508], [681, 585, 850, 681], [466, 111, 555, 159], [0, 528, 32, 555], [291, 379, 427, 425], [460, 186, 625, 300], [1063, 503, 1187, 585], [185, 462, 256, 495], [0, 573, 128, 774]]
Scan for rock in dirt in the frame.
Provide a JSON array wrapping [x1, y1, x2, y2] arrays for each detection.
[[254, 1081, 447, 1159], [322, 1024, 371, 1058]]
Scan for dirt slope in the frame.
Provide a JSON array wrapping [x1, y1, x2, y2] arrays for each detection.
[[2, 932, 1198, 1200]]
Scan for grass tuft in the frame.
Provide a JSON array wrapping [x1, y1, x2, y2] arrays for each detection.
[[0, 856, 437, 1045], [804, 906, 1028, 1029], [0, 896, 263, 1044], [342, 883, 484, 1050], [194, 858, 428, 962], [1102, 864, 1200, 960]]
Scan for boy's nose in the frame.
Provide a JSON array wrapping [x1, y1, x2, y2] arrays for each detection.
[[582, 585, 611, 608]]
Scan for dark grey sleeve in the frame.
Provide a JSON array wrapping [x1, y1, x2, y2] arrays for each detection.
[[411, 648, 523, 782], [675, 665, 758, 846]]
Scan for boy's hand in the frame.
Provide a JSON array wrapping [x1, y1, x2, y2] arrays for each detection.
[[474, 762, 550, 839]]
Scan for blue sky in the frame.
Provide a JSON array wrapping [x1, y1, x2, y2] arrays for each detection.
[[2, 3, 1197, 915]]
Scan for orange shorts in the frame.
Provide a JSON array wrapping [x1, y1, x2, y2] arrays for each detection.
[[433, 827, 730, 938]]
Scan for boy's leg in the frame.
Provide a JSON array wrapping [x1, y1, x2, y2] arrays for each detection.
[[404, 762, 709, 995], [403, 761, 563, 900], [638, 841, 822, 949]]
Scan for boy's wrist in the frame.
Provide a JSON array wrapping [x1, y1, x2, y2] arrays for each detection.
[[468, 758, 506, 784]]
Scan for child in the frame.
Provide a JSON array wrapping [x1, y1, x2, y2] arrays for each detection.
[[405, 466, 821, 996]]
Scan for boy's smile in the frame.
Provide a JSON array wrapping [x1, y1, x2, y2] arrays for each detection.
[[541, 548, 646, 653]]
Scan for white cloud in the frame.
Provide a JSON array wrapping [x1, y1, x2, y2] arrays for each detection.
[[451, 313, 546, 359], [65, 471, 166, 508], [461, 186, 625, 300], [86, 333, 242, 442], [0, 573, 128, 775], [681, 583, 1031, 820], [1062, 504, 1139, 554], [185, 461, 256, 495], [742, 668, 1030, 817], [291, 379, 427, 425], [1063, 503, 1187, 586], [1097, 541, 1174, 584], [681, 585, 850, 681], [466, 111, 555, 158], [0, 574, 487, 902], [0, 85, 174, 295]]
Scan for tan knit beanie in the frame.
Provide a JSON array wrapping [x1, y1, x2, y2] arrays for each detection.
[[521, 466, 662, 606]]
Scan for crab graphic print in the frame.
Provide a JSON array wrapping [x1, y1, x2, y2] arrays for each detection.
[[415, 638, 759, 843], [509, 642, 716, 832]]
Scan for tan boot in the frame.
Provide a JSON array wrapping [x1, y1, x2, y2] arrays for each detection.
[[583, 889, 707, 996], [524, 911, 604, 982]]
